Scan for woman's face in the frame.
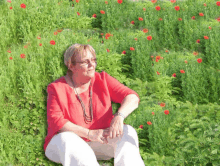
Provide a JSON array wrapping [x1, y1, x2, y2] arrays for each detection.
[[71, 49, 96, 79]]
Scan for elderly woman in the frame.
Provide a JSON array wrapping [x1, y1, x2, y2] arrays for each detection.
[[44, 44, 145, 166]]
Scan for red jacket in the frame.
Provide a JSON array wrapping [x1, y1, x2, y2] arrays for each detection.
[[44, 71, 140, 151]]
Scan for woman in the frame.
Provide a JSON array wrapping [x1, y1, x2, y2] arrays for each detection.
[[44, 44, 145, 166]]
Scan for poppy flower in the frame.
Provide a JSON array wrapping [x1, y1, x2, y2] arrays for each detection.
[[197, 58, 202, 63], [130, 47, 135, 51], [204, 3, 207, 7], [185, 60, 188, 64], [143, 28, 148, 33], [134, 38, 138, 41], [57, 29, 63, 33], [101, 33, 104, 36], [20, 54, 25, 58], [152, 112, 155, 115], [216, 1, 220, 6], [107, 49, 110, 52], [160, 102, 165, 107], [54, 31, 58, 35], [193, 51, 198, 56], [100, 10, 105, 14], [170, 0, 176, 3], [174, 6, 180, 11], [92, 14, 96, 18], [118, 0, 123, 4], [139, 125, 143, 129], [39, 43, 42, 46], [164, 110, 169, 115], [151, 0, 157, 3], [165, 50, 169, 53], [208, 26, 212, 29], [151, 56, 154, 58], [199, 13, 204, 16], [180, 70, 185, 73], [105, 1, 108, 4], [178, 18, 182, 21], [191, 16, 195, 20], [138, 17, 143, 21], [157, 71, 160, 75], [196, 39, 200, 43], [155, 6, 161, 11], [159, 18, 162, 21], [105, 33, 112, 38], [24, 45, 28, 49], [156, 55, 161, 61], [37, 36, 41, 39], [172, 73, 176, 77], [131, 21, 135, 24], [50, 40, 56, 45], [147, 36, 152, 40], [20, 3, 26, 9], [143, 8, 146, 11], [204, 36, 209, 39], [77, 12, 80, 16], [216, 17, 220, 22], [147, 121, 152, 125], [76, 0, 79, 2], [9, 57, 13, 60], [9, 7, 13, 9], [122, 51, 126, 54], [7, 0, 11, 3], [7, 50, 11, 53]]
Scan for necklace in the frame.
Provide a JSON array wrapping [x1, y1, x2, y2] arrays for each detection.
[[67, 75, 93, 124]]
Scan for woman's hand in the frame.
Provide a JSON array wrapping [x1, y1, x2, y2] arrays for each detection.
[[107, 115, 124, 140], [89, 128, 111, 144]]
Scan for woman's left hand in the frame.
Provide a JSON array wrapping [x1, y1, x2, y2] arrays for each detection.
[[107, 115, 124, 140]]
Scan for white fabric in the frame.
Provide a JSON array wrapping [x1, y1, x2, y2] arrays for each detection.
[[45, 124, 145, 166]]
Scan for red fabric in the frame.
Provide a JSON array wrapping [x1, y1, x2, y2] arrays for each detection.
[[44, 71, 140, 151]]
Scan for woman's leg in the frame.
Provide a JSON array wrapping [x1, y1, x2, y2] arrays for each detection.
[[45, 132, 100, 166]]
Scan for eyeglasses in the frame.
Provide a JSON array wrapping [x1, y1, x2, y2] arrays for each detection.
[[75, 58, 97, 66]]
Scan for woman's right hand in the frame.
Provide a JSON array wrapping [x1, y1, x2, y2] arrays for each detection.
[[88, 128, 110, 144]]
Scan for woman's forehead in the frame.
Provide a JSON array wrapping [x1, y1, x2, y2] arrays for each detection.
[[78, 50, 93, 60]]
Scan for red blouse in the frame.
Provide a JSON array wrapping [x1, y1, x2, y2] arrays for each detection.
[[44, 71, 140, 151]]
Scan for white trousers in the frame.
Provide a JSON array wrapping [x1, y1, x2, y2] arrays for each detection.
[[45, 124, 145, 166]]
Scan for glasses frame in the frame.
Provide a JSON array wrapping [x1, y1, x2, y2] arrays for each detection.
[[75, 58, 97, 66]]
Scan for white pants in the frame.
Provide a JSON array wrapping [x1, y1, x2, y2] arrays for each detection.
[[45, 124, 145, 166]]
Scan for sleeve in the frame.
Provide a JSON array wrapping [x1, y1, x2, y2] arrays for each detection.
[[47, 84, 69, 134], [104, 71, 140, 104]]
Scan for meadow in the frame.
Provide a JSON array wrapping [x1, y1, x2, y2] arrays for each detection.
[[0, 0, 220, 165]]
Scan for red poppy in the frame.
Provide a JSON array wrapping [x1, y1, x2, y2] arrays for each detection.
[[20, 3, 26, 9], [100, 10, 105, 14], [20, 54, 25, 58], [92, 14, 96, 18], [118, 0, 123, 4], [130, 47, 135, 51], [185, 60, 188, 64], [156, 55, 161, 61], [152, 112, 155, 115], [54, 31, 58, 35], [204, 36, 209, 39], [164, 110, 169, 115], [24, 45, 28, 49], [170, 0, 176, 3], [37, 36, 41, 39], [105, 33, 112, 38], [134, 38, 138, 41], [151, 0, 157, 3], [216, 1, 220, 6], [157, 71, 160, 75], [208, 26, 212, 29], [50, 40, 56, 45], [77, 12, 80, 16], [172, 73, 176, 77], [155, 6, 161, 11], [100, 33, 104, 36], [174, 6, 180, 11], [147, 121, 152, 125], [107, 49, 110, 52], [138, 17, 143, 21], [131, 21, 135, 24], [196, 39, 200, 43], [143, 8, 146, 11], [193, 51, 198, 56], [159, 18, 162, 21], [76, 0, 79, 2], [143, 28, 148, 33], [197, 58, 202, 63], [9, 7, 13, 9], [9, 57, 13, 60], [105, 1, 108, 4], [139, 125, 143, 129], [151, 56, 154, 58], [160, 102, 165, 107], [178, 18, 182, 21], [122, 51, 126, 54], [7, 50, 11, 53], [7, 0, 11, 3], [204, 3, 207, 7], [180, 70, 185, 73], [147, 36, 152, 40], [39, 43, 42, 46], [216, 18, 220, 22], [165, 50, 169, 53], [57, 29, 63, 33], [199, 13, 204, 16], [191, 16, 195, 20]]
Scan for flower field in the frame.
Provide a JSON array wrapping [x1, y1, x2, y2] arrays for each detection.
[[0, 0, 220, 165]]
